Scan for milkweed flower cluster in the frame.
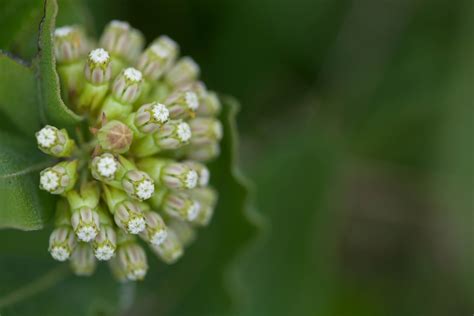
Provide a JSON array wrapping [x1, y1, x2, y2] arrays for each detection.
[[37, 21, 222, 281]]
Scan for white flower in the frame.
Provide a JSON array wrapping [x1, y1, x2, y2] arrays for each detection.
[[124, 67, 142, 82], [50, 246, 70, 261], [97, 155, 118, 178], [152, 103, 169, 123], [89, 48, 110, 63], [185, 91, 199, 111], [76, 226, 98, 242], [128, 217, 146, 234], [136, 180, 154, 200], [36, 126, 57, 148], [188, 201, 201, 221], [151, 229, 168, 246], [177, 122, 191, 142], [186, 170, 198, 189], [40, 170, 59, 192], [95, 245, 115, 261]]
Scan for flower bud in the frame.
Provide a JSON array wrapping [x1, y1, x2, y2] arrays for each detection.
[[49, 226, 76, 261], [140, 211, 168, 246], [54, 26, 88, 63], [165, 57, 200, 87], [162, 191, 201, 221], [165, 90, 199, 119], [168, 219, 196, 246], [189, 187, 218, 226], [97, 120, 133, 154], [136, 36, 179, 81], [151, 229, 183, 264], [137, 158, 198, 190], [70, 243, 97, 276], [133, 102, 170, 134], [121, 170, 155, 201], [109, 257, 128, 282], [114, 200, 146, 234], [189, 117, 223, 146], [155, 120, 192, 149], [93, 225, 117, 260], [39, 160, 78, 194], [100, 68, 143, 120], [130, 120, 192, 157], [84, 48, 112, 85], [91, 153, 121, 181], [183, 161, 210, 187], [112, 67, 143, 103], [186, 142, 220, 162], [36, 125, 75, 157], [99, 20, 144, 74], [71, 207, 100, 242], [197, 91, 222, 117], [117, 242, 148, 281]]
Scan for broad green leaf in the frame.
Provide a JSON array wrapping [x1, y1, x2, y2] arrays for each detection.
[[0, 52, 41, 137], [34, 0, 83, 130], [0, 131, 55, 230], [117, 97, 261, 316]]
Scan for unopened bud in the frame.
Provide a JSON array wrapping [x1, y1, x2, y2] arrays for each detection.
[[112, 67, 143, 104], [151, 229, 183, 264], [54, 26, 88, 63], [97, 120, 133, 154], [114, 200, 146, 234], [100, 20, 144, 64], [133, 102, 170, 134], [39, 160, 78, 194], [189, 117, 223, 146], [183, 161, 210, 187], [165, 90, 199, 119], [70, 243, 97, 276], [165, 57, 200, 87], [197, 91, 221, 117], [91, 153, 121, 181], [168, 219, 196, 246], [93, 225, 117, 260], [71, 207, 100, 242], [162, 191, 200, 221], [155, 120, 191, 149], [117, 242, 148, 281], [186, 142, 220, 162], [121, 170, 155, 201], [49, 226, 77, 261], [189, 187, 218, 226], [140, 211, 167, 246], [36, 125, 75, 157], [137, 36, 179, 81]]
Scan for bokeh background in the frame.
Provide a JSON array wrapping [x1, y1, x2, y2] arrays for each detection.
[[0, 0, 472, 315]]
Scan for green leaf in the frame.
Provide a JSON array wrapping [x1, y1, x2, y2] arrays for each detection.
[[124, 97, 260, 315], [34, 0, 83, 130], [0, 131, 55, 230], [0, 52, 41, 137]]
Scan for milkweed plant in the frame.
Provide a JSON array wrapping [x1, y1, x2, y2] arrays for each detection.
[[36, 21, 223, 281]]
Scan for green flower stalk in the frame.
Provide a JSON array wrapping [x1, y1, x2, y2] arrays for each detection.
[[77, 48, 112, 112], [37, 20, 224, 280]]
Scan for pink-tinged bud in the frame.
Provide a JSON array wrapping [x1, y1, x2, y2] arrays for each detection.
[[114, 201, 146, 234], [49, 226, 77, 261], [117, 242, 148, 281], [151, 229, 183, 264], [165, 57, 200, 87], [165, 90, 199, 119], [39, 160, 78, 195], [133, 102, 170, 134], [71, 207, 100, 242], [36, 125, 75, 157], [112, 68, 143, 104], [70, 243, 97, 276], [188, 117, 223, 146], [121, 170, 155, 201], [183, 161, 210, 187], [54, 26, 88, 63], [84, 48, 112, 85], [140, 211, 168, 246], [162, 191, 201, 221]]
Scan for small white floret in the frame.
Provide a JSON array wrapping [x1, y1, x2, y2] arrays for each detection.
[[124, 67, 142, 82], [151, 230, 168, 246], [128, 218, 146, 234], [186, 170, 198, 189], [97, 156, 118, 178], [185, 91, 199, 110], [95, 245, 115, 261], [89, 48, 110, 63], [77, 226, 98, 242], [177, 122, 191, 142], [37, 126, 57, 148], [50, 246, 70, 261], [40, 170, 59, 192], [152, 103, 169, 123], [136, 180, 154, 200]]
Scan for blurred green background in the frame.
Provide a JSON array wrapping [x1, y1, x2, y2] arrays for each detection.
[[0, 0, 473, 315]]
